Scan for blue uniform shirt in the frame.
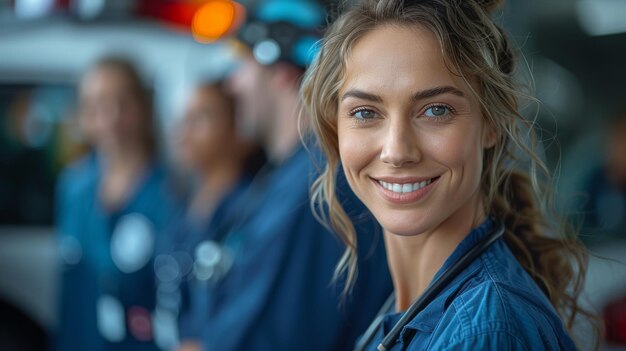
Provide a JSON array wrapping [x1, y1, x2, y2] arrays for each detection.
[[152, 176, 252, 349], [55, 154, 181, 351], [362, 218, 578, 351], [200, 146, 393, 351]]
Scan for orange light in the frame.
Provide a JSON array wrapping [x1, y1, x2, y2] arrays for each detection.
[[192, 0, 245, 43]]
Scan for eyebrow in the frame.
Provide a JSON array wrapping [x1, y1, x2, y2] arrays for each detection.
[[412, 86, 465, 100], [341, 85, 465, 103], [341, 90, 383, 103]]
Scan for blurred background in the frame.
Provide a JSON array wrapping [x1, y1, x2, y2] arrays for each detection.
[[0, 0, 625, 350]]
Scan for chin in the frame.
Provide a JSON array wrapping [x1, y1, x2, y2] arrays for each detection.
[[380, 222, 430, 237], [374, 208, 440, 237], [177, 155, 197, 171]]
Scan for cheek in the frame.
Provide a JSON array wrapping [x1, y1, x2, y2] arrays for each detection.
[[196, 127, 220, 151], [337, 124, 377, 195], [179, 136, 197, 161], [95, 114, 114, 135], [204, 130, 225, 154], [435, 126, 485, 188], [127, 109, 148, 131], [203, 121, 234, 156]]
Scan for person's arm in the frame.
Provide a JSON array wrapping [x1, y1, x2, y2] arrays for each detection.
[[54, 169, 90, 350]]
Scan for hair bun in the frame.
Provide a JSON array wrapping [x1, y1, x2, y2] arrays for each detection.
[[476, 0, 504, 12]]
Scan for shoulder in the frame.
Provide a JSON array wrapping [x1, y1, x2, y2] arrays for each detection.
[[57, 153, 98, 199], [428, 242, 577, 350], [59, 153, 96, 180], [442, 277, 547, 343]]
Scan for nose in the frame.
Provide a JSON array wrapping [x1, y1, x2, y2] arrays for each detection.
[[379, 118, 421, 167], [224, 61, 249, 95], [174, 119, 188, 141], [224, 72, 237, 94]]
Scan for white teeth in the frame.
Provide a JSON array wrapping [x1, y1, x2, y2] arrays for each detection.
[[379, 178, 433, 194], [402, 184, 412, 193]]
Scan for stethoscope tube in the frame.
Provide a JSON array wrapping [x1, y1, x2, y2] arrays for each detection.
[[354, 293, 396, 351], [355, 223, 505, 351]]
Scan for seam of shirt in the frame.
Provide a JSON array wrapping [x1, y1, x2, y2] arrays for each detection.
[[483, 243, 562, 343], [447, 254, 519, 342], [478, 251, 548, 347], [449, 283, 474, 339], [480, 251, 513, 324]]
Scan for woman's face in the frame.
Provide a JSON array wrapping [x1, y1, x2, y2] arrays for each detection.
[[337, 24, 495, 236], [176, 86, 235, 172], [79, 67, 147, 150], [226, 55, 273, 141]]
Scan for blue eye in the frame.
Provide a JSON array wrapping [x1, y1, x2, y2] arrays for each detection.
[[424, 105, 451, 118], [352, 108, 378, 120]]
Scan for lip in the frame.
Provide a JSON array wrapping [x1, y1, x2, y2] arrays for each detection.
[[371, 175, 440, 205], [373, 176, 437, 184]]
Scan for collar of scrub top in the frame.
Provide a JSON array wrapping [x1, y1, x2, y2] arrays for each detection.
[[234, 0, 325, 68], [355, 219, 505, 351]]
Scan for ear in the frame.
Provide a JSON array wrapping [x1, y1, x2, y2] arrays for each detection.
[[482, 120, 497, 149]]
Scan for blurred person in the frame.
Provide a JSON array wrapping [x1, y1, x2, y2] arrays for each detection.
[[0, 89, 53, 350], [55, 57, 180, 351], [301, 0, 598, 350], [151, 81, 265, 351], [0, 90, 55, 225], [582, 106, 626, 241], [191, 1, 393, 350], [567, 104, 626, 348]]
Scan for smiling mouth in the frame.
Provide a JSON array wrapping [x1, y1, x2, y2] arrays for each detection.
[[377, 177, 440, 194]]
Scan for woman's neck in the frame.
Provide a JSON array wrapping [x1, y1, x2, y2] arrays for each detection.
[[188, 159, 242, 221], [384, 193, 486, 312], [99, 146, 151, 210]]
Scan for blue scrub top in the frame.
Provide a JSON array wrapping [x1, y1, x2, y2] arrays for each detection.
[[152, 176, 252, 349], [55, 153, 181, 351], [199, 146, 393, 351], [360, 218, 578, 351]]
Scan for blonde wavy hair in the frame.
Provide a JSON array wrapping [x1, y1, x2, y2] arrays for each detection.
[[300, 0, 597, 343]]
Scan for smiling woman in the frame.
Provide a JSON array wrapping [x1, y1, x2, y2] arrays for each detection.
[[337, 25, 494, 241], [301, 0, 597, 350]]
